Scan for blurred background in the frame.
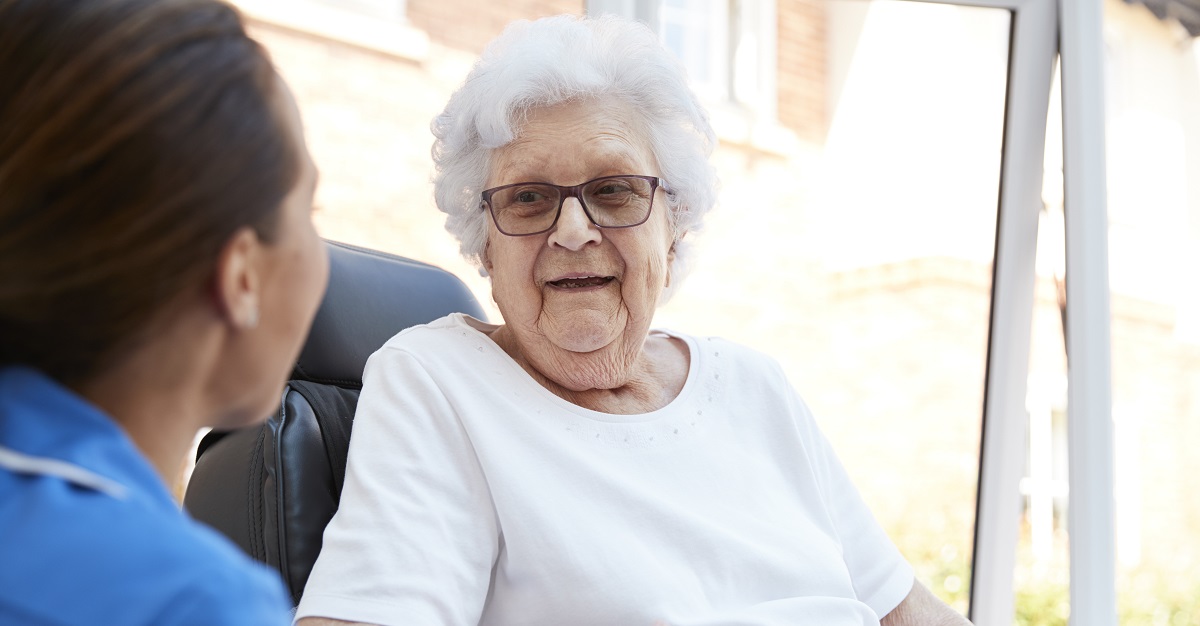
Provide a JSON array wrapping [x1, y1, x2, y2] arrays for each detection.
[[213, 0, 1200, 622]]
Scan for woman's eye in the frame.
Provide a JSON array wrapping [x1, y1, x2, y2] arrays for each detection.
[[595, 183, 631, 196], [515, 190, 543, 203]]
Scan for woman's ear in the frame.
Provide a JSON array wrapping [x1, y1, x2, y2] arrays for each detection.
[[212, 227, 262, 331], [481, 239, 494, 275], [665, 233, 684, 289]]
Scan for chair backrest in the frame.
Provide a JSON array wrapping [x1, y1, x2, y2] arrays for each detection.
[[183, 240, 486, 605]]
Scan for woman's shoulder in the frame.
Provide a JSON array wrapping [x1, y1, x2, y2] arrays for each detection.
[[375, 312, 488, 353], [0, 472, 290, 624], [175, 518, 294, 619], [362, 313, 507, 385], [136, 513, 292, 619]]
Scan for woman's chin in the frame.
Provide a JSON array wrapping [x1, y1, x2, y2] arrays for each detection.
[[540, 313, 625, 354], [550, 329, 615, 353], [535, 303, 628, 350]]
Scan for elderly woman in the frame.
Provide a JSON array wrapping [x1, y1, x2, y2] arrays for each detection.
[[296, 14, 968, 626], [0, 0, 327, 623]]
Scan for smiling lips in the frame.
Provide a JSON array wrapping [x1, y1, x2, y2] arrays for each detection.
[[547, 274, 615, 290]]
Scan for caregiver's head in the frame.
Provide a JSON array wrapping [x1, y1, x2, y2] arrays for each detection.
[[0, 0, 328, 430], [432, 15, 717, 396]]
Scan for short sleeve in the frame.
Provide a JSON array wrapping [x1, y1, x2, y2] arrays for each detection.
[[784, 375, 915, 618], [294, 347, 500, 626]]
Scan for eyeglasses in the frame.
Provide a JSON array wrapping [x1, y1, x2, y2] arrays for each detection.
[[480, 175, 669, 237]]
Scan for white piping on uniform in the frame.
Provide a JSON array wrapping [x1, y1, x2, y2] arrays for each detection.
[[0, 445, 129, 500]]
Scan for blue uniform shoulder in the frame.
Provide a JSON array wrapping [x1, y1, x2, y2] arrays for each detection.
[[0, 471, 290, 625]]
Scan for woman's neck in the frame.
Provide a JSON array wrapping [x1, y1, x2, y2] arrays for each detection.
[[80, 373, 207, 488], [74, 318, 223, 488], [488, 324, 689, 415]]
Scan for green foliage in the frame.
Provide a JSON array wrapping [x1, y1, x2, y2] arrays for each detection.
[[889, 522, 1200, 625], [1014, 583, 1069, 626]]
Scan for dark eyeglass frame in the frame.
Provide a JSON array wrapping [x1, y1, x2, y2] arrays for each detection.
[[480, 174, 670, 237]]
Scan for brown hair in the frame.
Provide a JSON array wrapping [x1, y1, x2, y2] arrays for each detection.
[[0, 0, 300, 384]]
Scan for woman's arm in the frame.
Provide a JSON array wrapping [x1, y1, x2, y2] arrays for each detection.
[[292, 348, 499, 624], [881, 579, 973, 626]]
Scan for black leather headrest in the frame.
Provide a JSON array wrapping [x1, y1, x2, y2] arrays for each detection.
[[294, 241, 487, 386]]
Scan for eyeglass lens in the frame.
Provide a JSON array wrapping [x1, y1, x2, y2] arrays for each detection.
[[489, 176, 656, 235]]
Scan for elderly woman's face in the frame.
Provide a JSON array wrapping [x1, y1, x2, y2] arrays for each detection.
[[483, 97, 675, 389]]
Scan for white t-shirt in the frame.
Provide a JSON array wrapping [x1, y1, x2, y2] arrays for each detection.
[[295, 313, 913, 626]]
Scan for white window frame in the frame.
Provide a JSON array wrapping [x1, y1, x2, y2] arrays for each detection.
[[1059, 0, 1116, 622]]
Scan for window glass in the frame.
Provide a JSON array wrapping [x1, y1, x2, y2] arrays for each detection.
[[657, 0, 776, 117], [660, 0, 725, 95]]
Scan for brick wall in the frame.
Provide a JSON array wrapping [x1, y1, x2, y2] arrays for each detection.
[[406, 0, 584, 54], [776, 0, 826, 144]]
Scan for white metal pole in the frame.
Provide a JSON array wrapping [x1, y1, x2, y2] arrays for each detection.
[[1059, 0, 1117, 624], [969, 0, 1058, 624]]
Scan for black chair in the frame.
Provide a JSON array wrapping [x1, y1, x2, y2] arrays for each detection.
[[184, 240, 486, 606]]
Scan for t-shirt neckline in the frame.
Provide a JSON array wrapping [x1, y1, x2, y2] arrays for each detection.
[[451, 313, 701, 424]]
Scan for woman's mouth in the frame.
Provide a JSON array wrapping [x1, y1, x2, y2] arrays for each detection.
[[547, 275, 615, 290]]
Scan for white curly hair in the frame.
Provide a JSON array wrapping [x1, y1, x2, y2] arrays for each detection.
[[431, 13, 718, 298]]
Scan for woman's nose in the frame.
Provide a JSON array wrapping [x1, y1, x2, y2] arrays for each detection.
[[547, 197, 602, 251]]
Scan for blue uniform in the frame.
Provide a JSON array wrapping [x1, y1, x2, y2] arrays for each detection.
[[0, 367, 292, 625]]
